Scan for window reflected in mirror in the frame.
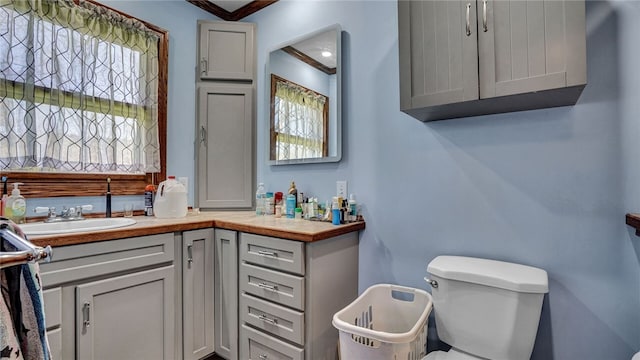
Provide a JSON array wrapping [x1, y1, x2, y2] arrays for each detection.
[[270, 74, 329, 161], [267, 25, 341, 165]]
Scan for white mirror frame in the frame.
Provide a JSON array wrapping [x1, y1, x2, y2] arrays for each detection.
[[266, 24, 342, 165]]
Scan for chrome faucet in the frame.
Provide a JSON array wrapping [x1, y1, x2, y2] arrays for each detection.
[[34, 205, 94, 223]]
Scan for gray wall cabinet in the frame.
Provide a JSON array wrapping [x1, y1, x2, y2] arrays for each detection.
[[197, 83, 254, 209], [399, 0, 586, 121], [196, 20, 256, 210], [237, 232, 359, 360], [183, 228, 215, 360], [198, 21, 255, 81], [214, 229, 239, 360]]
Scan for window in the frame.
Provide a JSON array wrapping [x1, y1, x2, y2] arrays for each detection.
[[0, 0, 167, 197], [270, 74, 328, 161]]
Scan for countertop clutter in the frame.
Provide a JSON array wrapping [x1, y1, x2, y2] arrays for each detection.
[[26, 211, 366, 247]]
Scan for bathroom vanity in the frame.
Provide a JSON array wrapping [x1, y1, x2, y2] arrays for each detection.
[[30, 212, 364, 360]]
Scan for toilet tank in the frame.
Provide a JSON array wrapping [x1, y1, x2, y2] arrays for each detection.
[[427, 256, 548, 360]]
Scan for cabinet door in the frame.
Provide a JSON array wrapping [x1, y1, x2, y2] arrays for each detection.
[[198, 21, 255, 81], [196, 83, 254, 209], [183, 229, 215, 360], [478, 0, 586, 98], [76, 266, 175, 360], [214, 229, 238, 360], [399, 0, 479, 109]]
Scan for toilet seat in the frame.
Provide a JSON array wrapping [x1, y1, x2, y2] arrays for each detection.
[[632, 352, 640, 360], [423, 348, 483, 360]]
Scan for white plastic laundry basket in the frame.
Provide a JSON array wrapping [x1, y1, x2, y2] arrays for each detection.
[[332, 284, 432, 360]]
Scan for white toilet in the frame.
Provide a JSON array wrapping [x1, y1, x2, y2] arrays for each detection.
[[424, 255, 549, 360]]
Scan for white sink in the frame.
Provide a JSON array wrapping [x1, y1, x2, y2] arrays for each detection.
[[19, 218, 137, 236]]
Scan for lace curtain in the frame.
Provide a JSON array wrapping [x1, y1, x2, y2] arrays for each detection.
[[273, 77, 327, 161], [0, 0, 160, 173]]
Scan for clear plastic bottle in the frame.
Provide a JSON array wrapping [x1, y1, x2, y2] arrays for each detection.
[[255, 183, 266, 216], [5, 183, 26, 224], [348, 194, 357, 222]]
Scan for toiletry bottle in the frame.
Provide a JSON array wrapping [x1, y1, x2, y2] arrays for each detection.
[[265, 192, 274, 215], [255, 183, 266, 216], [348, 194, 357, 222], [274, 192, 283, 214], [331, 200, 341, 225], [288, 181, 298, 208], [0, 176, 7, 217], [5, 183, 26, 224], [144, 184, 155, 216], [286, 194, 296, 218]]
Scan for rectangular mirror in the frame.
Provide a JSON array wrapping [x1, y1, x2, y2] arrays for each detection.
[[267, 24, 342, 165]]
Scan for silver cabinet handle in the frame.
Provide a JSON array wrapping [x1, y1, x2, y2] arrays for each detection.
[[466, 3, 472, 36], [83, 302, 91, 330], [258, 314, 278, 325], [200, 126, 206, 145], [200, 58, 208, 74], [258, 282, 279, 292], [483, 0, 488, 32], [257, 250, 278, 257], [259, 355, 268, 360], [187, 244, 193, 267]]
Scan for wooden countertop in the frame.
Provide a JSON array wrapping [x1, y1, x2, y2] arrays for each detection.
[[27, 211, 365, 247]]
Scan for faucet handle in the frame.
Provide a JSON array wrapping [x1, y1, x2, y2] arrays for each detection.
[[34, 207, 57, 220], [74, 204, 93, 217]]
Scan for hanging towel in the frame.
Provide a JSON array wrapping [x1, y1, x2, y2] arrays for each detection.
[[0, 221, 50, 360]]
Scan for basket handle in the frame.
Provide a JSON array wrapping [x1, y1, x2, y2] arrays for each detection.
[[389, 284, 419, 302]]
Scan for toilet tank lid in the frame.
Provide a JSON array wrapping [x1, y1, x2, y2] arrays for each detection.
[[427, 256, 549, 293]]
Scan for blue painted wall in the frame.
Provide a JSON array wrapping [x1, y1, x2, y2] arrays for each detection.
[[246, 1, 640, 359], [28, 1, 640, 358]]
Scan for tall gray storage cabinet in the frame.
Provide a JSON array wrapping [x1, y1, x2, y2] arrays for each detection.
[[196, 21, 255, 209], [398, 0, 587, 121]]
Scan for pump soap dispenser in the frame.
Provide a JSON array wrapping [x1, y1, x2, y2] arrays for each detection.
[[5, 183, 26, 224]]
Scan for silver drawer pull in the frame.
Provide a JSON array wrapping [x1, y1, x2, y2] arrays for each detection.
[[258, 250, 278, 257], [259, 314, 278, 325], [258, 282, 279, 292], [259, 355, 268, 360]]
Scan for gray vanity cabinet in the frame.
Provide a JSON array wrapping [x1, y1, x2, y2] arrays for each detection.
[[76, 266, 175, 360], [196, 20, 255, 210], [40, 233, 176, 360], [42, 287, 62, 360], [198, 21, 255, 81], [238, 232, 359, 360], [214, 229, 239, 360], [182, 228, 215, 360], [399, 0, 586, 121]]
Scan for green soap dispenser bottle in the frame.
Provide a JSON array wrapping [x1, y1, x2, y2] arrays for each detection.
[[5, 183, 26, 224]]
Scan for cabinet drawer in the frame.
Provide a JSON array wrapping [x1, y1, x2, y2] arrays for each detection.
[[240, 263, 305, 311], [240, 293, 304, 346], [43, 287, 62, 329], [241, 324, 303, 360], [240, 233, 304, 275], [40, 233, 174, 287]]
